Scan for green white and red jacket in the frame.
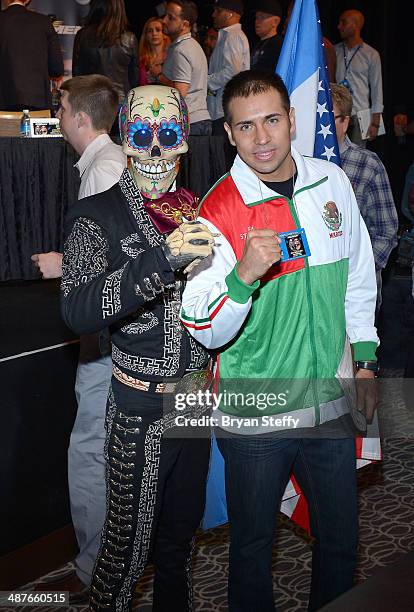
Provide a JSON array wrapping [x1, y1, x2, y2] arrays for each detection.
[[181, 148, 379, 427]]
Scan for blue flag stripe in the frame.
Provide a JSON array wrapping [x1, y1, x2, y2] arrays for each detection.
[[276, 0, 341, 166]]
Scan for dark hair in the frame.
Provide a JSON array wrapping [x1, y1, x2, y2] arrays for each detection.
[[223, 69, 290, 124], [169, 0, 198, 28], [84, 0, 129, 47], [60, 74, 119, 132]]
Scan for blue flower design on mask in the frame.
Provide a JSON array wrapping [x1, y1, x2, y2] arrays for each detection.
[[157, 119, 183, 149], [127, 119, 153, 150]]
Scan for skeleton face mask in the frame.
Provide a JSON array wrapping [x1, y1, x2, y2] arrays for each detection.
[[120, 85, 189, 199]]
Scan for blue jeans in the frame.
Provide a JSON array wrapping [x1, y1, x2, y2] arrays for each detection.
[[217, 435, 358, 612]]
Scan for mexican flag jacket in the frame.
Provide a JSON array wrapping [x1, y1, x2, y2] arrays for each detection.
[[180, 148, 379, 427]]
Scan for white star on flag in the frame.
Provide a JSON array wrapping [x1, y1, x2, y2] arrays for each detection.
[[275, 0, 340, 165], [321, 145, 336, 161], [318, 123, 332, 139], [317, 102, 328, 117]]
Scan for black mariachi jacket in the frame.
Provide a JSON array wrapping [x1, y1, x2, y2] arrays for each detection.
[[61, 169, 208, 382]]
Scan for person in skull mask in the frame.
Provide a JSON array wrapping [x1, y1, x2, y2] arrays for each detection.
[[61, 84, 215, 612]]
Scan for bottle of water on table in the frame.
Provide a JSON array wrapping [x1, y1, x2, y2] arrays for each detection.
[[20, 109, 31, 138]]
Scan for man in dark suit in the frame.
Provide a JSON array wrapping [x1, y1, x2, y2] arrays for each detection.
[[0, 0, 63, 111]]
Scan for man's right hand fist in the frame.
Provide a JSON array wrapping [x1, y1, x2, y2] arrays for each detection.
[[237, 229, 281, 285]]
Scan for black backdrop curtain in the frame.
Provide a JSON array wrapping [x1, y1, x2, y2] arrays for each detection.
[[0, 138, 80, 281], [0, 136, 235, 281]]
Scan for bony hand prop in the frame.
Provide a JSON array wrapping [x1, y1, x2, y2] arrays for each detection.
[[162, 221, 215, 272]]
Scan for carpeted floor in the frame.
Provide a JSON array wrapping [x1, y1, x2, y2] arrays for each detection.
[[3, 433, 414, 612]]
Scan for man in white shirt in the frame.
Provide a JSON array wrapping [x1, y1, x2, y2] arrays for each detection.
[[335, 9, 383, 147], [208, 0, 250, 135], [32, 77, 126, 276], [32, 74, 126, 602]]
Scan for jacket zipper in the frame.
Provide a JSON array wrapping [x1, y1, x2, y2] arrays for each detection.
[[286, 193, 321, 425]]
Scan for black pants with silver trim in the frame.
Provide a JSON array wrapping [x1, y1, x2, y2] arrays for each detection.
[[89, 379, 210, 612]]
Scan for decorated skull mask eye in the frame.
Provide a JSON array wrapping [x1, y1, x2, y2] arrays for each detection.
[[119, 85, 189, 200]]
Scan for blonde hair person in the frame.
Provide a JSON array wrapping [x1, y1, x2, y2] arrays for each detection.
[[138, 17, 170, 85]]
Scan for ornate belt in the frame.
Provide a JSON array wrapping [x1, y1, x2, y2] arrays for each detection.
[[113, 365, 213, 395], [113, 366, 177, 393]]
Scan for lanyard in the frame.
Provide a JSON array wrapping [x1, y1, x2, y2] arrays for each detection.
[[343, 43, 361, 75]]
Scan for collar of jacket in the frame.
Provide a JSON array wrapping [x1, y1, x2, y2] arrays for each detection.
[[230, 146, 329, 207]]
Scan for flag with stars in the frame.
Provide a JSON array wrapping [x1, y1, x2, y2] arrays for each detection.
[[276, 0, 340, 165]]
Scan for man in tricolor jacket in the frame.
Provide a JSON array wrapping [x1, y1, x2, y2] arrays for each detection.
[[181, 70, 378, 611]]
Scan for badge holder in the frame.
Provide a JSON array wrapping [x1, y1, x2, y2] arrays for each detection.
[[279, 227, 311, 261]]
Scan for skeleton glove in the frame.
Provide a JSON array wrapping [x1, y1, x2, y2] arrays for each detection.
[[162, 221, 215, 272]]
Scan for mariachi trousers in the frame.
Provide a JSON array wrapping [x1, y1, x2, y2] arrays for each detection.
[[89, 378, 210, 612]]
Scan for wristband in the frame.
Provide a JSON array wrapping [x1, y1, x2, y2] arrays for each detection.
[[355, 360, 379, 373]]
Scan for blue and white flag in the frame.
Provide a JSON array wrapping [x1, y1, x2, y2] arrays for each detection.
[[276, 0, 340, 165]]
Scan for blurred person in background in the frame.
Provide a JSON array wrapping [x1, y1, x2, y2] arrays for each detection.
[[203, 26, 218, 61], [335, 9, 383, 146], [158, 0, 211, 135], [72, 0, 139, 104], [251, 0, 283, 74], [394, 113, 414, 140], [0, 0, 63, 111], [208, 0, 250, 135], [331, 83, 398, 310], [138, 16, 170, 85]]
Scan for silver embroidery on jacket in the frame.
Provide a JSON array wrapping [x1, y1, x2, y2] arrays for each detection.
[[119, 170, 162, 248], [112, 285, 182, 376], [121, 310, 159, 335], [189, 336, 209, 370], [120, 233, 145, 258], [102, 263, 128, 319], [61, 217, 108, 297]]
